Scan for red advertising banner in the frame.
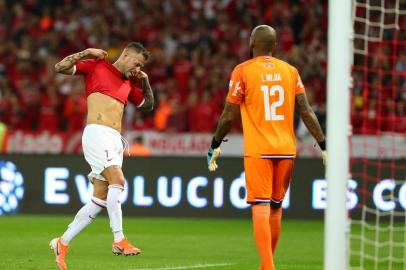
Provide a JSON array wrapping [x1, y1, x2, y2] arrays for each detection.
[[4, 130, 405, 159]]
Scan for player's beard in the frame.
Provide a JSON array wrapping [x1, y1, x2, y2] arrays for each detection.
[[124, 71, 133, 79], [249, 49, 253, 59]]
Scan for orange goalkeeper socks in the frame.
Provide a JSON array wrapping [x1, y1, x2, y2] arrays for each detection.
[[252, 204, 274, 270], [270, 207, 282, 254]]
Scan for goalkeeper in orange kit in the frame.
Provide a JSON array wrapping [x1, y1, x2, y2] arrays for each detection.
[[207, 25, 326, 270]]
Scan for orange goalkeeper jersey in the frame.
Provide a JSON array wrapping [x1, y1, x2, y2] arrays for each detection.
[[226, 56, 305, 158]]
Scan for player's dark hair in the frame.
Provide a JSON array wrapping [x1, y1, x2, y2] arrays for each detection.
[[125, 42, 150, 61]]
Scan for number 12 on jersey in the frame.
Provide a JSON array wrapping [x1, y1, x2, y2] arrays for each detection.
[[261, 85, 285, 121]]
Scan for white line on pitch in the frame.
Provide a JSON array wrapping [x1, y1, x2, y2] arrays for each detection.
[[129, 262, 233, 270], [277, 265, 322, 269]]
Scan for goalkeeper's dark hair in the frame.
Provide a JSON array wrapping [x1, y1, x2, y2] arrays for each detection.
[[125, 42, 150, 62]]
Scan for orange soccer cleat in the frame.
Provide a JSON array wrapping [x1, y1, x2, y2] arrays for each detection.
[[112, 238, 141, 256], [49, 238, 69, 270]]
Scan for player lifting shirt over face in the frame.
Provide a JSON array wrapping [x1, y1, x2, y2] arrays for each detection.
[[49, 43, 154, 270], [207, 25, 327, 270]]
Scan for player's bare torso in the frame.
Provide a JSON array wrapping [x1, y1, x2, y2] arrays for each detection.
[[87, 92, 124, 132]]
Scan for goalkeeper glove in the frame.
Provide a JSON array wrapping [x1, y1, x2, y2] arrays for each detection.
[[321, 150, 327, 166], [317, 140, 327, 166], [207, 137, 223, 172]]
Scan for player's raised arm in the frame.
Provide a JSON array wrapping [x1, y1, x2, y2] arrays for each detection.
[[135, 71, 154, 112], [128, 71, 154, 112], [295, 92, 327, 164], [54, 48, 107, 75]]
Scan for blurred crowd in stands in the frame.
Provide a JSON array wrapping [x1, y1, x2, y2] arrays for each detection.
[[0, 0, 404, 137], [352, 0, 406, 134]]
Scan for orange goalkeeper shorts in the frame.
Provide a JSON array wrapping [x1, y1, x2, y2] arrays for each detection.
[[244, 157, 295, 204]]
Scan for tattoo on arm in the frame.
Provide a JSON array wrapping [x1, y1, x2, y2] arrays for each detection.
[[295, 93, 325, 142], [214, 103, 240, 142], [139, 78, 154, 112], [54, 49, 89, 74]]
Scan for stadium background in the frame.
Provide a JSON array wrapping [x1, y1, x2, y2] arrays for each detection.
[[0, 0, 405, 270]]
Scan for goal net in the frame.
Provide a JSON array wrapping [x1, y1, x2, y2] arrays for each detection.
[[350, 0, 406, 269]]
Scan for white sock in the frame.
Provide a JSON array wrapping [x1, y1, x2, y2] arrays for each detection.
[[61, 197, 106, 245], [107, 184, 125, 243]]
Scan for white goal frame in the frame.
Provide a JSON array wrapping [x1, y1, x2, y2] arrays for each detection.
[[324, 1, 352, 270]]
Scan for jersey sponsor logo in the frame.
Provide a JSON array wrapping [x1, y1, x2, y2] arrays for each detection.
[[232, 81, 241, 96]]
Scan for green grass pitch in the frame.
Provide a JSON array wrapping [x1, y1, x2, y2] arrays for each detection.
[[0, 216, 323, 270]]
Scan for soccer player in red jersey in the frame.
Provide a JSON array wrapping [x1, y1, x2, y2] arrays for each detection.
[[49, 43, 154, 270], [207, 26, 326, 270]]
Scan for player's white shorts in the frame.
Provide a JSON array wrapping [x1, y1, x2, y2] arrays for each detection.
[[82, 124, 124, 182]]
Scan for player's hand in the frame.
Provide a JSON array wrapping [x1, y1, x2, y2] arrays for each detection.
[[207, 147, 221, 172], [85, 48, 108, 60], [133, 71, 148, 80], [322, 150, 327, 166]]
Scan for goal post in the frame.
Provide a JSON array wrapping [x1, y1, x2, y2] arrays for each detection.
[[324, 0, 352, 270]]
